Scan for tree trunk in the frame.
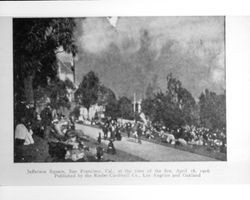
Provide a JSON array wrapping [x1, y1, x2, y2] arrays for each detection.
[[24, 75, 34, 105]]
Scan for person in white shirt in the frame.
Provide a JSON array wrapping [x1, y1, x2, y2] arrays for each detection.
[[15, 117, 34, 145]]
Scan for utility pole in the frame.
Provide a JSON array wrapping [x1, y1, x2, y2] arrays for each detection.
[[133, 93, 136, 113], [133, 93, 137, 122]]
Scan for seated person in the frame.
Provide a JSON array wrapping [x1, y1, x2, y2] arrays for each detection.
[[107, 140, 116, 154], [15, 117, 34, 145]]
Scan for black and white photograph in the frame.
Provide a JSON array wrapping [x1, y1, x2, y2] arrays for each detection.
[[13, 16, 226, 163]]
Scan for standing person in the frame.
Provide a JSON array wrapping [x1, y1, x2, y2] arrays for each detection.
[[102, 124, 108, 140], [115, 126, 122, 141], [110, 124, 116, 139], [127, 123, 131, 138], [97, 132, 102, 144], [40, 104, 52, 127], [96, 145, 104, 161], [107, 124, 112, 139], [40, 104, 53, 139], [25, 104, 37, 128], [137, 123, 142, 144]]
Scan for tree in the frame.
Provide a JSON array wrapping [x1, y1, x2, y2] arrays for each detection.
[[166, 73, 182, 104], [154, 92, 184, 128], [48, 79, 72, 110], [97, 85, 116, 106], [13, 18, 77, 105], [142, 73, 197, 128], [34, 78, 74, 110], [118, 96, 134, 120], [96, 84, 121, 120], [141, 97, 157, 122], [177, 87, 197, 124], [64, 78, 76, 90], [105, 98, 120, 120], [199, 89, 226, 129], [70, 106, 81, 119], [165, 73, 197, 124], [75, 71, 100, 117]]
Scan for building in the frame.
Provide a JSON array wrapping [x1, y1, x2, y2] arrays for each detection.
[[57, 52, 76, 102], [57, 59, 74, 83]]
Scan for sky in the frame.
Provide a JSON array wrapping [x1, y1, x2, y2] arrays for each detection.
[[72, 16, 225, 100]]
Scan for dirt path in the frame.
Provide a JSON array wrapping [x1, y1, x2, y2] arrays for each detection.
[[76, 124, 217, 161]]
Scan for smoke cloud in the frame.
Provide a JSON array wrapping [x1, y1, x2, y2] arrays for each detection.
[[74, 16, 225, 99]]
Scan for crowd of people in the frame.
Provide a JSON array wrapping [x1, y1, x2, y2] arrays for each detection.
[[14, 104, 119, 162], [14, 103, 227, 162], [97, 118, 227, 154]]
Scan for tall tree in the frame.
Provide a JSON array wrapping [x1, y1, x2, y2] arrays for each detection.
[[105, 98, 120, 120], [142, 73, 197, 128], [199, 89, 226, 129], [118, 96, 134, 120], [13, 18, 77, 105], [97, 84, 116, 106], [75, 71, 100, 117]]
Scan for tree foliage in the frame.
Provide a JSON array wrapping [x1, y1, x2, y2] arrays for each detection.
[[199, 89, 226, 129], [105, 98, 120, 120], [97, 84, 121, 119], [13, 18, 77, 105], [142, 73, 197, 128], [118, 96, 134, 120], [141, 73, 226, 130], [74, 71, 133, 120], [97, 84, 116, 106], [34, 78, 74, 110], [74, 71, 100, 110]]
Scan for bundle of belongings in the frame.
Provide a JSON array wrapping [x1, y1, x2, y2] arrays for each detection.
[[48, 119, 90, 162], [64, 130, 89, 161], [52, 119, 70, 137]]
